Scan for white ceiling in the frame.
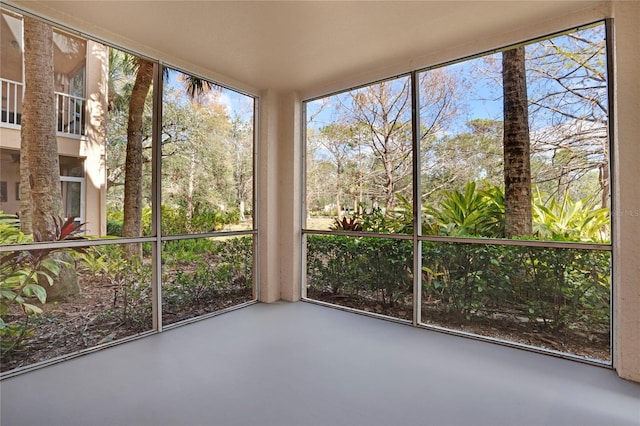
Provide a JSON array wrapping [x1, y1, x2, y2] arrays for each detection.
[[9, 1, 604, 94]]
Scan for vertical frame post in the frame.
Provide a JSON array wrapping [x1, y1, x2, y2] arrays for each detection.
[[151, 62, 163, 331]]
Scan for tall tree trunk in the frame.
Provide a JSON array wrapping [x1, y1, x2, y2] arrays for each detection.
[[122, 59, 153, 260], [502, 47, 532, 237], [186, 148, 196, 232], [384, 158, 395, 212], [22, 17, 79, 299], [599, 162, 609, 209], [19, 143, 32, 234]]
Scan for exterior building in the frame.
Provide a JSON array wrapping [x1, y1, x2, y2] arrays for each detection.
[[0, 9, 107, 236]]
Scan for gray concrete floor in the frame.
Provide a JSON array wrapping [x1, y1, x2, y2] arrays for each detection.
[[1, 301, 639, 426]]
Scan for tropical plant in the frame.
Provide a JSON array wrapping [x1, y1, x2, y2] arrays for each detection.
[[330, 216, 362, 232], [532, 189, 610, 242], [0, 216, 85, 354], [426, 181, 505, 237]]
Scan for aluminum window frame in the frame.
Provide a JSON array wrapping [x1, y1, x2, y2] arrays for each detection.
[[0, 3, 261, 378], [300, 19, 613, 367]]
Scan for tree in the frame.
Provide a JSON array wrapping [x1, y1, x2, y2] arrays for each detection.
[[105, 49, 154, 221], [502, 47, 532, 237], [314, 123, 358, 218], [228, 115, 253, 221], [526, 26, 609, 208], [122, 58, 153, 259], [161, 85, 233, 231], [22, 17, 80, 298], [421, 119, 503, 202], [345, 79, 413, 212]]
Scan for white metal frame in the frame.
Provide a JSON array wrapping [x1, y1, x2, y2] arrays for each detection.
[[60, 175, 85, 223]]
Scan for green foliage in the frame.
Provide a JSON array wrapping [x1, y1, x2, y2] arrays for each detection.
[[330, 216, 362, 232], [357, 208, 392, 233], [163, 237, 253, 315], [306, 235, 412, 306], [106, 219, 123, 237], [307, 181, 611, 336], [163, 238, 216, 264], [0, 216, 86, 355], [161, 204, 240, 234], [0, 213, 27, 245], [80, 245, 152, 327], [359, 238, 413, 306], [422, 243, 502, 317], [421, 243, 610, 330], [532, 189, 610, 243], [307, 235, 362, 296], [426, 181, 505, 237], [209, 236, 253, 284]]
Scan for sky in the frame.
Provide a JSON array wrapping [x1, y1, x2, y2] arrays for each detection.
[[306, 23, 606, 139], [164, 68, 255, 121]]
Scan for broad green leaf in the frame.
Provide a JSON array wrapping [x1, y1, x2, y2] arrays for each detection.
[[24, 283, 47, 304], [36, 271, 55, 286], [22, 303, 43, 315], [0, 289, 19, 299]]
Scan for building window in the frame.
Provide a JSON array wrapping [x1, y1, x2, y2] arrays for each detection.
[[0, 181, 7, 202]]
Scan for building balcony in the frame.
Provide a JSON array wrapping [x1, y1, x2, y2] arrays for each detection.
[[0, 77, 86, 138]]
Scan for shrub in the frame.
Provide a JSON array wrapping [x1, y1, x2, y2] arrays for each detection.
[[106, 220, 123, 236], [163, 236, 253, 314], [161, 204, 240, 234], [80, 245, 152, 328], [0, 216, 86, 355], [307, 181, 611, 333], [306, 235, 412, 306]]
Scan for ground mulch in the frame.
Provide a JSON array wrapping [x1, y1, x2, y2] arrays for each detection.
[[307, 289, 611, 362], [1, 279, 252, 373]]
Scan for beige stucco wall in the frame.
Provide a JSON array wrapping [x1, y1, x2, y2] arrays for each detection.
[[611, 0, 640, 383], [257, 89, 281, 303], [82, 39, 108, 237], [278, 91, 302, 302]]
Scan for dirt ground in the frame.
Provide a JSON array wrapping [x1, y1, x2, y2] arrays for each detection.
[[1, 280, 609, 374], [307, 290, 611, 362], [1, 278, 252, 373]]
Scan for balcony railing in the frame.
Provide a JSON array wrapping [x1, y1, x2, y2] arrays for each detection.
[[1, 77, 86, 137], [56, 91, 86, 136], [1, 78, 22, 126]]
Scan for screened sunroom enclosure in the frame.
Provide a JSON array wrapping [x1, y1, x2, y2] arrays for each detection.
[[302, 22, 613, 363], [0, 5, 258, 375], [1, 0, 640, 387]]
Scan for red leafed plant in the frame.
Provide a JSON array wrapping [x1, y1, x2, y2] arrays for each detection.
[[331, 216, 362, 232], [1, 215, 86, 354]]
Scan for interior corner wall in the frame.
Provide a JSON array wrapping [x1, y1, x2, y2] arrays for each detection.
[[257, 89, 302, 303], [278, 91, 302, 302], [612, 0, 640, 383], [257, 89, 282, 303], [83, 40, 108, 237]]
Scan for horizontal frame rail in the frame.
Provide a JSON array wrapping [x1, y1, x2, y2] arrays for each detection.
[[302, 229, 611, 251]]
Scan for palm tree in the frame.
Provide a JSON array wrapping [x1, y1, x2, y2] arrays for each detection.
[[122, 58, 154, 260], [502, 47, 532, 237], [22, 16, 80, 298], [120, 60, 216, 259]]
